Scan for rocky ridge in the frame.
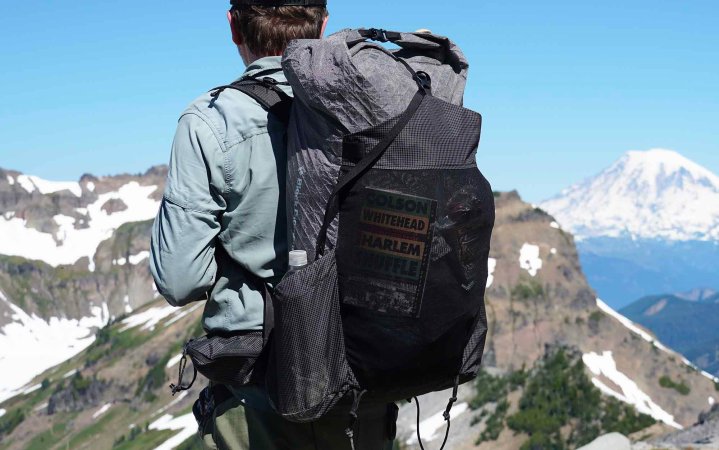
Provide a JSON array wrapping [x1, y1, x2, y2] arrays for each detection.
[[0, 169, 717, 449], [0, 166, 166, 402]]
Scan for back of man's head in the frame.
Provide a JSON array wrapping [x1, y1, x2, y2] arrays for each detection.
[[229, 2, 329, 58]]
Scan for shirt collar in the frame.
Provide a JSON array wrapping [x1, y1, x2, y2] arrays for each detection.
[[242, 56, 283, 79]]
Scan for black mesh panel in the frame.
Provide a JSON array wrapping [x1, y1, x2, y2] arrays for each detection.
[[334, 94, 494, 395], [267, 249, 357, 422]]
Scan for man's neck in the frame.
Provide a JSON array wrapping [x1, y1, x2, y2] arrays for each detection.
[[240, 45, 282, 66]]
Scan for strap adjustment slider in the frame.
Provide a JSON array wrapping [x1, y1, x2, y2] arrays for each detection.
[[367, 28, 389, 42]]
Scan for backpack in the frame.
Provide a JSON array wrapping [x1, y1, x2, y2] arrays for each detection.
[[266, 29, 495, 449]]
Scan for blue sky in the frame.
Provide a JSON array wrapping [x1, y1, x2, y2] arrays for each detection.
[[0, 0, 716, 203]]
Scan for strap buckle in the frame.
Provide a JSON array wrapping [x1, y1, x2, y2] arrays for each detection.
[[414, 71, 432, 92], [367, 28, 389, 43]]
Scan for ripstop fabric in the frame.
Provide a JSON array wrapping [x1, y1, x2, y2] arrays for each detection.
[[283, 29, 470, 260], [269, 29, 495, 428]]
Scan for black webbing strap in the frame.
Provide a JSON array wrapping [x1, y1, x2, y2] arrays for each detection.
[[210, 383, 234, 406], [315, 88, 427, 259], [358, 28, 403, 43], [261, 283, 274, 346], [210, 78, 293, 125]]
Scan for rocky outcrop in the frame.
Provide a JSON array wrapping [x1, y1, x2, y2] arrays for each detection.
[[484, 192, 717, 429], [47, 373, 111, 415]]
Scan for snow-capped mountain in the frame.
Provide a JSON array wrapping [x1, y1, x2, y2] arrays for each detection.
[[540, 148, 719, 241]]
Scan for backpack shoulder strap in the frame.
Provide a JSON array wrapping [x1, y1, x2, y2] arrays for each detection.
[[210, 77, 293, 125]]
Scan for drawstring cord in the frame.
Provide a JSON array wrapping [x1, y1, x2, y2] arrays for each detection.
[[414, 376, 460, 450], [345, 389, 367, 450], [169, 343, 197, 395]]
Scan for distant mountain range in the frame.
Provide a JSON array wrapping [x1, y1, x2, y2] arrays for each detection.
[[621, 289, 719, 377], [541, 148, 719, 309], [541, 148, 719, 241]]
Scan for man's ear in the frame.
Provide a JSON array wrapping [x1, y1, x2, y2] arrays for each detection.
[[227, 10, 243, 46], [320, 14, 329, 38]]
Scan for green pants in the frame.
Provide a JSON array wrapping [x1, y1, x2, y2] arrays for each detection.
[[195, 385, 397, 450]]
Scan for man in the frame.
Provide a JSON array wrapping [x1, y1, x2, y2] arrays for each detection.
[[150, 1, 397, 449]]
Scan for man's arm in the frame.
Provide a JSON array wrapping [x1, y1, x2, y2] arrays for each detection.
[[150, 112, 227, 306]]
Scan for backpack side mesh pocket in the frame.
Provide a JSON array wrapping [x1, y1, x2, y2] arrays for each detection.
[[184, 332, 265, 387], [267, 249, 358, 422]]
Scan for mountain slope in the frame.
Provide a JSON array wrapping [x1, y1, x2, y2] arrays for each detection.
[[540, 148, 719, 241], [396, 191, 719, 449], [480, 192, 716, 428], [0, 299, 206, 450], [1, 183, 717, 449], [621, 292, 719, 377], [0, 167, 167, 403]]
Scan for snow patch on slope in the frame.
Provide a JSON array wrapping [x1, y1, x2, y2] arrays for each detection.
[[128, 251, 150, 265], [163, 303, 203, 328], [486, 258, 497, 288], [150, 413, 197, 450], [16, 175, 82, 197], [583, 351, 682, 429], [92, 403, 113, 420], [114, 251, 150, 267], [0, 290, 110, 404], [406, 402, 468, 445], [540, 149, 719, 241], [152, 391, 188, 418], [120, 305, 179, 332], [519, 243, 543, 276], [0, 181, 159, 267], [594, 298, 719, 384], [166, 353, 184, 369], [596, 299, 663, 347]]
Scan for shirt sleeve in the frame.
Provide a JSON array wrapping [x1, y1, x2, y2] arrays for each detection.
[[150, 112, 227, 306]]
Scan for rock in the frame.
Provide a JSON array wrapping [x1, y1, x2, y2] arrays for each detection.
[[577, 432, 631, 450], [698, 403, 719, 425]]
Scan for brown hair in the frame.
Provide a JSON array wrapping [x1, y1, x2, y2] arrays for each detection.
[[230, 6, 328, 56]]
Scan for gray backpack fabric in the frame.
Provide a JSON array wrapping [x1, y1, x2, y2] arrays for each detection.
[[283, 29, 470, 260], [267, 29, 494, 450]]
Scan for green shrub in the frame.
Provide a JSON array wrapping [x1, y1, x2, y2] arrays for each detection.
[[470, 370, 510, 409], [476, 398, 509, 445], [506, 347, 654, 449], [508, 367, 528, 389], [600, 399, 655, 435], [136, 353, 171, 402], [71, 372, 91, 395], [659, 375, 690, 395], [511, 280, 544, 301], [0, 408, 26, 437]]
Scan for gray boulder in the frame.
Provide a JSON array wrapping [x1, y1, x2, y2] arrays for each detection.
[[578, 432, 631, 450]]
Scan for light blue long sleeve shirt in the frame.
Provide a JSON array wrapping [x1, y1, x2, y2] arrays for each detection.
[[150, 56, 291, 332]]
